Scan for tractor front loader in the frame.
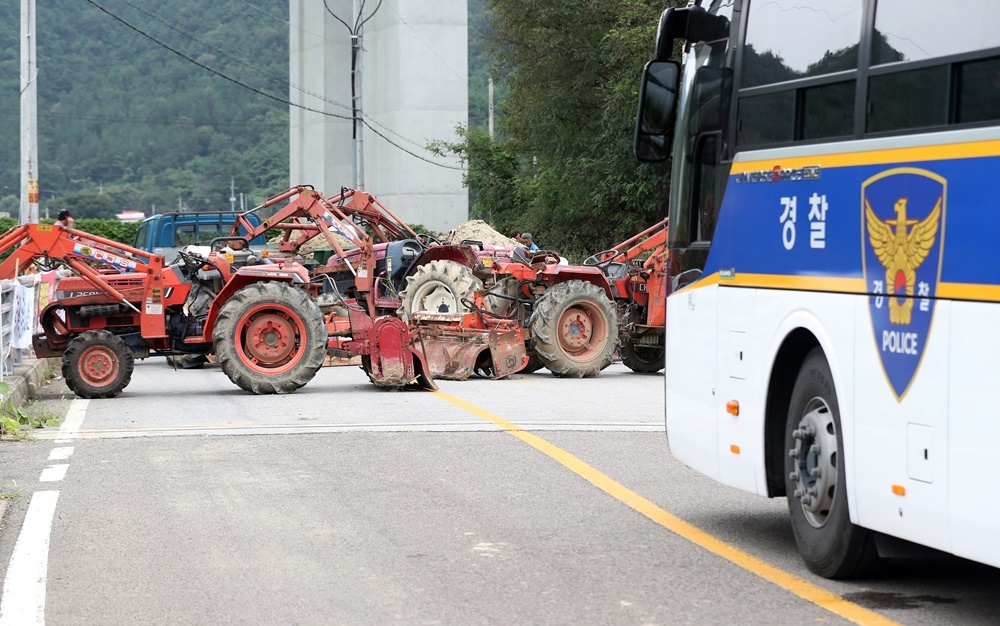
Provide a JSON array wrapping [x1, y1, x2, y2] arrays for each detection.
[[582, 218, 669, 373], [220, 186, 527, 384], [0, 222, 330, 398]]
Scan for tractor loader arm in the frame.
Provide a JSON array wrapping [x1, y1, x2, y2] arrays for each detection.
[[0, 223, 170, 336]]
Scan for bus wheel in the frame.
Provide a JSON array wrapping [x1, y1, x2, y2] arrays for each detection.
[[784, 347, 878, 579]]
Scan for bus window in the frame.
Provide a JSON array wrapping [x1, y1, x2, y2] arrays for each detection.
[[867, 66, 948, 133], [742, 0, 862, 88], [872, 0, 1000, 65], [693, 135, 720, 243], [737, 91, 794, 147], [958, 56, 1000, 124], [802, 80, 855, 140]]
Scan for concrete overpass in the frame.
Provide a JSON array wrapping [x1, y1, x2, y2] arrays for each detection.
[[289, 1, 468, 232]]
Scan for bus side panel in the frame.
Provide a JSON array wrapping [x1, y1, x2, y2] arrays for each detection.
[[665, 283, 719, 481], [716, 286, 759, 493], [852, 297, 951, 553], [949, 301, 1000, 568], [756, 291, 857, 502]]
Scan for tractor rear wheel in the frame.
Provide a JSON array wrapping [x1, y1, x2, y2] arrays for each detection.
[[63, 330, 134, 399], [529, 280, 618, 378], [213, 282, 327, 394], [397, 260, 482, 323], [620, 341, 665, 373]]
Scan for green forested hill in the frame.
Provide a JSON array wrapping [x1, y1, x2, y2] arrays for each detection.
[[0, 0, 291, 218], [0, 1, 493, 220]]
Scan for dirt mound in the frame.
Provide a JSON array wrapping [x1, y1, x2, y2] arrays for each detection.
[[441, 220, 518, 247], [268, 232, 356, 253]]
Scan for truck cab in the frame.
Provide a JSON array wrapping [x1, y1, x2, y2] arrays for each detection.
[[133, 212, 266, 263]]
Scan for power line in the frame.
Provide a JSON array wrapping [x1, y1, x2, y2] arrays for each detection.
[[0, 108, 285, 128], [114, 0, 352, 114], [84, 0, 353, 121], [362, 119, 463, 170], [84, 0, 463, 171], [238, 0, 336, 43]]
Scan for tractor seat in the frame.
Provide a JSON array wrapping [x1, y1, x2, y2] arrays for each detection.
[[603, 262, 628, 281], [512, 246, 533, 266]]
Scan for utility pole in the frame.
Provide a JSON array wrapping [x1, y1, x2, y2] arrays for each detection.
[[351, 0, 366, 191], [488, 77, 495, 140], [20, 0, 38, 225], [230, 177, 237, 211], [325, 1, 382, 192]]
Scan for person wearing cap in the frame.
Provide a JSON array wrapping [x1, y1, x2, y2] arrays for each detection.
[[520, 232, 539, 251], [56, 210, 74, 229]]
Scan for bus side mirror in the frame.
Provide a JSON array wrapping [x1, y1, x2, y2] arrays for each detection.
[[635, 60, 680, 163]]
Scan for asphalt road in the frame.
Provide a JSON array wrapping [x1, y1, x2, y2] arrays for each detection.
[[0, 360, 998, 625]]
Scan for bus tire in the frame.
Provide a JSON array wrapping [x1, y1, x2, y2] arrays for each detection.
[[784, 347, 878, 579]]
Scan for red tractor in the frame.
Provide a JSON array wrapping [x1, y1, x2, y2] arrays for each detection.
[[223, 186, 528, 383], [582, 218, 668, 373], [0, 187, 523, 398], [464, 219, 668, 376]]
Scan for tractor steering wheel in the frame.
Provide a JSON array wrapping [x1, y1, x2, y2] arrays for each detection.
[[583, 248, 623, 268], [415, 233, 442, 247]]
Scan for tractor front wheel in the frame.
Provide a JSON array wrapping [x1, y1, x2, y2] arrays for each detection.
[[213, 282, 327, 394], [529, 280, 618, 378], [63, 330, 134, 399], [620, 341, 665, 373]]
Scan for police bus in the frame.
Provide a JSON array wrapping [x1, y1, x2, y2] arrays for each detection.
[[634, 0, 1000, 578]]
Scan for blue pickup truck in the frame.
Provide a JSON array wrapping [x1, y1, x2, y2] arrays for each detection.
[[132, 212, 266, 262]]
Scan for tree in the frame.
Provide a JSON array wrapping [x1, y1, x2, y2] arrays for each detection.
[[469, 0, 676, 260]]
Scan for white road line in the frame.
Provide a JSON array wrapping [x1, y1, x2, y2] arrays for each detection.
[[38, 466, 68, 483], [57, 399, 89, 438], [0, 491, 60, 626], [47, 447, 74, 462]]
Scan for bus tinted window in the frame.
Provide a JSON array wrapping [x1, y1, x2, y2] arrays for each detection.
[[958, 56, 1000, 124], [802, 81, 855, 140], [867, 66, 948, 133], [737, 91, 794, 147], [742, 0, 862, 88], [872, 0, 1000, 65]]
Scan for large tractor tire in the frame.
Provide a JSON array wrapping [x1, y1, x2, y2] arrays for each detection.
[[212, 282, 327, 394], [620, 341, 665, 373], [784, 347, 878, 579], [529, 280, 618, 378], [397, 260, 483, 323], [63, 329, 134, 399]]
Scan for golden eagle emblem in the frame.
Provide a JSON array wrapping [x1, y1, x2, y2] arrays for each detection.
[[864, 196, 941, 326]]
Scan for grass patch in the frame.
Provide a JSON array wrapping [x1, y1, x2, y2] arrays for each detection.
[[0, 381, 62, 440]]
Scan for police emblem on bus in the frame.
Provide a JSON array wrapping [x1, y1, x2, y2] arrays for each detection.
[[861, 168, 946, 401]]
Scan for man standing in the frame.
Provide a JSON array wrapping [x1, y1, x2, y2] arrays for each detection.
[[520, 232, 539, 251], [55, 210, 74, 229]]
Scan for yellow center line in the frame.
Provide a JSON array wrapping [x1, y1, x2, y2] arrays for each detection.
[[433, 389, 899, 626]]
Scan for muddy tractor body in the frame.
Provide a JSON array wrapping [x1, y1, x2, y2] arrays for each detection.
[[224, 187, 528, 383]]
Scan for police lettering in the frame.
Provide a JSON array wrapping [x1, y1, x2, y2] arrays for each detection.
[[882, 330, 918, 355]]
